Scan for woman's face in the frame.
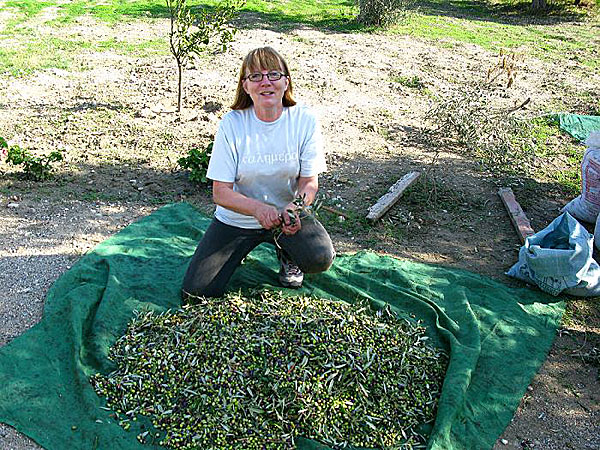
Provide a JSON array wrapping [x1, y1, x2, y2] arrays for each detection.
[[242, 66, 289, 112]]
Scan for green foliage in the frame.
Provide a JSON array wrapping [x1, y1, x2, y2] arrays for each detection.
[[356, 0, 415, 26], [166, 0, 243, 111], [91, 290, 447, 449], [2, 138, 63, 181], [392, 74, 426, 89], [317, 204, 366, 236], [525, 116, 558, 156], [178, 142, 213, 183], [404, 174, 482, 214]]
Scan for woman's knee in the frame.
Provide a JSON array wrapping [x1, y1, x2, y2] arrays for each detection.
[[181, 256, 227, 300], [181, 282, 225, 302], [299, 246, 335, 274]]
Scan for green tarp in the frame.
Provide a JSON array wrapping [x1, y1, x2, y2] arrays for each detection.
[[556, 113, 600, 142], [0, 203, 564, 450]]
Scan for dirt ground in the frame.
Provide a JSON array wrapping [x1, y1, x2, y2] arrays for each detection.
[[0, 9, 599, 450]]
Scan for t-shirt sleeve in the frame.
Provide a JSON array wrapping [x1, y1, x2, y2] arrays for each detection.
[[206, 115, 238, 183], [299, 109, 327, 177]]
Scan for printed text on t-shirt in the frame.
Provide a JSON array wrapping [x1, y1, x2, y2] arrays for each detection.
[[241, 152, 297, 165]]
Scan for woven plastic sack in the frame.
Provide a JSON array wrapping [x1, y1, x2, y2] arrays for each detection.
[[507, 212, 600, 297], [594, 211, 600, 252], [562, 131, 600, 223]]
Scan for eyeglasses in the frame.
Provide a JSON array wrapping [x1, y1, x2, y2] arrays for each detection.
[[244, 71, 286, 82]]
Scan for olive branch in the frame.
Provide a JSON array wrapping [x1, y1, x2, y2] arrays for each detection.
[[273, 194, 323, 248]]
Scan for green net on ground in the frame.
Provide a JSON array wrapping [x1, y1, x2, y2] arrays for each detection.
[[556, 113, 600, 142], [0, 203, 564, 450]]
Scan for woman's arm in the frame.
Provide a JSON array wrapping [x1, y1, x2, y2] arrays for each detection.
[[297, 175, 318, 206], [213, 176, 319, 232], [213, 181, 282, 230]]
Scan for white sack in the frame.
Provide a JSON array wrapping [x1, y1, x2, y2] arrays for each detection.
[[563, 131, 600, 223]]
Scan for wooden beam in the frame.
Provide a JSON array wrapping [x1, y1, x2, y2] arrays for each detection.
[[498, 187, 535, 244], [366, 171, 421, 222]]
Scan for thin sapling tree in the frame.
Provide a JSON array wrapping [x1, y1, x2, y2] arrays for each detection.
[[166, 0, 243, 112]]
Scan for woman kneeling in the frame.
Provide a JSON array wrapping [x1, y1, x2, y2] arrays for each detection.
[[182, 46, 335, 299]]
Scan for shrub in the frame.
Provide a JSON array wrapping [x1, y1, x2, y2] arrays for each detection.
[[429, 89, 534, 173], [0, 137, 8, 159], [356, 0, 414, 27], [178, 142, 213, 183], [428, 52, 535, 174], [2, 138, 63, 181]]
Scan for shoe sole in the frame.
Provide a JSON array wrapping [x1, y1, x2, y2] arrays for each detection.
[[279, 278, 303, 289]]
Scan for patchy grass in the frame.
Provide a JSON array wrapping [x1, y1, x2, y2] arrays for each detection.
[[562, 298, 600, 330], [0, 38, 78, 76], [0, 0, 595, 217], [390, 74, 426, 89], [2, 0, 598, 70], [389, 0, 599, 69], [525, 116, 583, 195], [2, 0, 358, 26], [317, 202, 369, 235], [543, 146, 582, 195], [0, 33, 167, 75], [4, 0, 169, 23], [94, 37, 168, 56], [4, 1, 55, 18]]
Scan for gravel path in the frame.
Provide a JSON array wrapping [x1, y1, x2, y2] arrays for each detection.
[[0, 198, 153, 450]]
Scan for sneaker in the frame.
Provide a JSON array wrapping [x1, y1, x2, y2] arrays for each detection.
[[278, 252, 304, 288]]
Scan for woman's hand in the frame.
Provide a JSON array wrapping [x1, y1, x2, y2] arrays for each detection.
[[213, 181, 282, 230], [281, 202, 301, 235], [254, 203, 282, 230]]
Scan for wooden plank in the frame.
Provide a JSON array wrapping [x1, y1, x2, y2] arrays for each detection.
[[366, 171, 421, 222], [498, 187, 535, 244]]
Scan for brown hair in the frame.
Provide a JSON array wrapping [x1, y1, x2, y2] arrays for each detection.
[[231, 46, 296, 110]]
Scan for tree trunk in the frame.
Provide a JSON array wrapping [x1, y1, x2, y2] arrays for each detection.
[[177, 63, 183, 112], [531, 0, 547, 10]]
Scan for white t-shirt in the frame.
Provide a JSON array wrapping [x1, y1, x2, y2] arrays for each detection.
[[207, 105, 327, 229]]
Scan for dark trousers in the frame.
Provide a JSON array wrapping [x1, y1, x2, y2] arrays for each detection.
[[182, 216, 335, 299]]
